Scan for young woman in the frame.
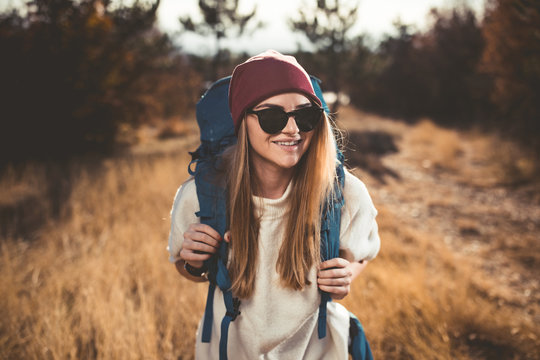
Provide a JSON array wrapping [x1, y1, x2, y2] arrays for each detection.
[[168, 50, 380, 359]]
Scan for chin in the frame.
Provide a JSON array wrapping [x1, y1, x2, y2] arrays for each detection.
[[277, 157, 301, 169]]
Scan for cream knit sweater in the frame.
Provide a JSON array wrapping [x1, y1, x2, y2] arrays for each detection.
[[168, 170, 380, 359]]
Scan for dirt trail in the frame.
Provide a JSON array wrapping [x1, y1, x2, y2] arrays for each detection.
[[338, 108, 540, 326], [126, 108, 540, 340]]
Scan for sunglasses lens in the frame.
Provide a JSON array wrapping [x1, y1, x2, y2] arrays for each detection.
[[257, 108, 288, 134], [253, 106, 323, 134], [294, 107, 322, 132]]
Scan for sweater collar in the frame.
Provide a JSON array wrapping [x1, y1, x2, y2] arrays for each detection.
[[253, 180, 292, 219]]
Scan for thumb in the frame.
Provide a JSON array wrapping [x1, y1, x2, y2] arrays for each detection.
[[224, 231, 231, 243]]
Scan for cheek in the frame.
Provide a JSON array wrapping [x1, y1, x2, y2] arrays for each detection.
[[246, 117, 264, 139], [246, 118, 271, 152]]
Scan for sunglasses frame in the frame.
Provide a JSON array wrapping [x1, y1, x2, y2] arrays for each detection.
[[246, 105, 324, 134]]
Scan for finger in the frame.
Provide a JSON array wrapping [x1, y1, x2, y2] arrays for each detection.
[[318, 267, 352, 279], [188, 223, 222, 241], [319, 257, 349, 270], [180, 248, 212, 262], [317, 277, 351, 286], [183, 238, 218, 254], [224, 231, 231, 243], [318, 284, 349, 296], [184, 231, 220, 248]]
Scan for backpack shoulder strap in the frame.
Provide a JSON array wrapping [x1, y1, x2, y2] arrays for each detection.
[[309, 74, 347, 339], [189, 77, 240, 360], [317, 149, 345, 339], [349, 312, 374, 360]]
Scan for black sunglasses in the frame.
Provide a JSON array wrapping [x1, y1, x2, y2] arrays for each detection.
[[246, 105, 323, 134]]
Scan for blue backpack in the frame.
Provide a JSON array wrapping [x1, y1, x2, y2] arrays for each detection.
[[187, 76, 373, 360]]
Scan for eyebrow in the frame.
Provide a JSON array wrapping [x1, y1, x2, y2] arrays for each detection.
[[253, 102, 312, 111]]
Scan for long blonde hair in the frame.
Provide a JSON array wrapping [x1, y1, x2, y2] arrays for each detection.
[[225, 112, 338, 299]]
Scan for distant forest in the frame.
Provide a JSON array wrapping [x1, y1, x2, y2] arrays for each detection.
[[1, 0, 538, 164]]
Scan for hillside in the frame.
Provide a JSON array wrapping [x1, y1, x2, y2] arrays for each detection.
[[0, 107, 538, 359]]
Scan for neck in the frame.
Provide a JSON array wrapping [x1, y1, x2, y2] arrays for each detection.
[[252, 163, 293, 199]]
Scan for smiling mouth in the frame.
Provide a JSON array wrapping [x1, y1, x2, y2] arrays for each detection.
[[272, 139, 302, 146]]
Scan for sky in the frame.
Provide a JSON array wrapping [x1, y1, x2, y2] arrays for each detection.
[[0, 0, 485, 55], [157, 0, 486, 55]]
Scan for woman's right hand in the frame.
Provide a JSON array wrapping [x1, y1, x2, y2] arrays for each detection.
[[180, 223, 224, 269]]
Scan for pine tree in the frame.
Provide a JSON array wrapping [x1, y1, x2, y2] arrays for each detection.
[[180, 0, 259, 79], [290, 0, 359, 112]]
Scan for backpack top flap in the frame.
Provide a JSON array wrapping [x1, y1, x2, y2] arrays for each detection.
[[310, 76, 330, 114], [189, 77, 236, 176], [195, 76, 236, 145]]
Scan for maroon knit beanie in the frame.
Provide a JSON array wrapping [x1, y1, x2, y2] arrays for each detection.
[[229, 50, 322, 133]]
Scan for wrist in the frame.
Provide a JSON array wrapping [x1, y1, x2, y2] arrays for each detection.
[[184, 261, 207, 278]]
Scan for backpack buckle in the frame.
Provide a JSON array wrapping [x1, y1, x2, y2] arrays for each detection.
[[226, 297, 242, 321]]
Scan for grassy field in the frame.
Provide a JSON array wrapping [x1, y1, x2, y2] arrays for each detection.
[[1, 108, 538, 359]]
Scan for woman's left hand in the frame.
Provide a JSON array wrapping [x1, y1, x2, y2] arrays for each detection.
[[317, 257, 353, 300]]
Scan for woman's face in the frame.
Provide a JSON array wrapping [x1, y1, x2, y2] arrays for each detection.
[[246, 92, 315, 175]]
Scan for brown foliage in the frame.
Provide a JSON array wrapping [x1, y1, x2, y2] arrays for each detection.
[[0, 0, 201, 164], [290, 0, 359, 112], [480, 0, 540, 149], [180, 0, 260, 80]]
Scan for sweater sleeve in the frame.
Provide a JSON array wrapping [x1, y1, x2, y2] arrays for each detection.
[[339, 170, 380, 262], [167, 177, 200, 263]]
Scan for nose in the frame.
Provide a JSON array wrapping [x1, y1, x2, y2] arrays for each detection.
[[281, 115, 299, 134]]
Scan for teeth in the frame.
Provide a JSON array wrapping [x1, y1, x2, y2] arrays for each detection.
[[275, 140, 300, 146]]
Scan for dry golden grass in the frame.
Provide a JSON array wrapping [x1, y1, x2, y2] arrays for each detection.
[[116, 117, 198, 148], [156, 117, 196, 140], [403, 118, 540, 192], [405, 119, 462, 171], [0, 155, 207, 359], [1, 116, 539, 359], [341, 206, 538, 359]]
